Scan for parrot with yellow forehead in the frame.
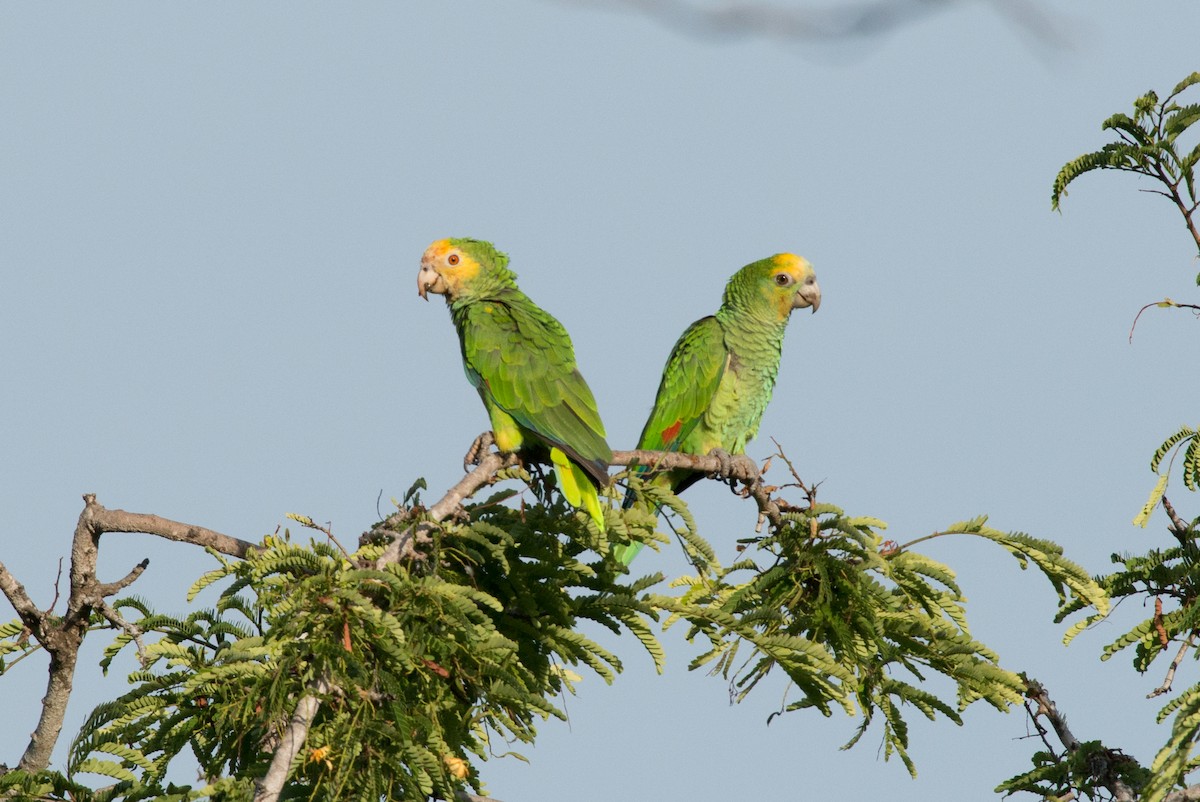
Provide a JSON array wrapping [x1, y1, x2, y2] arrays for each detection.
[[418, 237, 612, 531], [618, 253, 821, 563]]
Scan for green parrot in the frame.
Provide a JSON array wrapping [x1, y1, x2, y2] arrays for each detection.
[[418, 237, 612, 530], [618, 252, 821, 563]]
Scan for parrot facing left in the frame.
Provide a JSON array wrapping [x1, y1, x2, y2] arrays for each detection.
[[418, 237, 613, 531]]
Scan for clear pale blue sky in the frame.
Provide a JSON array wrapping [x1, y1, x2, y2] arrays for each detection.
[[3, 3, 1200, 800]]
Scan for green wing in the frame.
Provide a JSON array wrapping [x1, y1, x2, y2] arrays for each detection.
[[636, 315, 728, 453], [458, 291, 611, 485], [617, 315, 728, 561]]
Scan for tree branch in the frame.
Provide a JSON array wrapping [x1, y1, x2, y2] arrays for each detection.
[[6, 494, 256, 773], [1148, 631, 1196, 699], [1162, 494, 1193, 544], [0, 560, 46, 636], [1024, 676, 1080, 752], [1023, 676, 1137, 801], [97, 599, 148, 666], [364, 442, 788, 566], [253, 674, 331, 802], [80, 494, 258, 558], [97, 559, 150, 597]]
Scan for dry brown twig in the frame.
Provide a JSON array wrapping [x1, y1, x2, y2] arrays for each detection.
[[1149, 632, 1197, 699]]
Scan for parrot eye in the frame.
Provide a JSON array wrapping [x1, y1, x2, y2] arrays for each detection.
[[447, 253, 460, 266], [774, 273, 793, 286]]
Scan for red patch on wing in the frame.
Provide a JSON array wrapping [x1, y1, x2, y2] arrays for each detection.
[[661, 419, 683, 445]]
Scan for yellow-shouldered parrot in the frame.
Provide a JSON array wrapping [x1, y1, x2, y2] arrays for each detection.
[[619, 253, 820, 562], [418, 237, 612, 530]]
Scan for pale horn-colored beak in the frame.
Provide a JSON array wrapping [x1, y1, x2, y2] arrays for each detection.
[[417, 263, 440, 301], [794, 277, 821, 313]]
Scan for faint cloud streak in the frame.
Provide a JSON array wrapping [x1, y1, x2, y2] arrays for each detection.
[[542, 0, 1073, 50]]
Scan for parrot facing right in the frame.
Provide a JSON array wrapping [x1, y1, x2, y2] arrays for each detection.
[[618, 252, 821, 564]]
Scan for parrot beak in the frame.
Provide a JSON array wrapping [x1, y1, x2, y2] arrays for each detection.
[[417, 262, 445, 301], [794, 278, 821, 313]]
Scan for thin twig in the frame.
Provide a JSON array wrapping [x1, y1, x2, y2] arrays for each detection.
[[288, 515, 352, 558], [1148, 631, 1197, 699], [50, 557, 63, 613], [1021, 698, 1060, 759], [1129, 299, 1200, 343], [371, 451, 519, 566], [97, 600, 149, 667]]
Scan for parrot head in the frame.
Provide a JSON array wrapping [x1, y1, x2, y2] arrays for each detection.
[[418, 238, 514, 301], [725, 253, 821, 320]]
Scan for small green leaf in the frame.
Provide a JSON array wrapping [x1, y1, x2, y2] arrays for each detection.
[[1133, 475, 1169, 528]]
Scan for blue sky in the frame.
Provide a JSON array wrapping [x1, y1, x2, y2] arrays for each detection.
[[3, 3, 1200, 800]]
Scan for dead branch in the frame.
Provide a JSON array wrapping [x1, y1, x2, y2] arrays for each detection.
[[3, 494, 258, 773], [81, 495, 258, 558]]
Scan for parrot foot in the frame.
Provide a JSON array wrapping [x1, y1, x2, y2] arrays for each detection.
[[463, 431, 497, 472], [706, 449, 758, 487], [708, 448, 735, 480]]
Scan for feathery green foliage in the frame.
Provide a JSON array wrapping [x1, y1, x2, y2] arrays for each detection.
[[1081, 529, 1200, 801], [1052, 72, 1200, 282], [7, 456, 1107, 801], [629, 481, 1105, 777], [997, 738, 1151, 801], [1138, 425, 1200, 530], [59, 476, 666, 802], [1000, 71, 1200, 802]]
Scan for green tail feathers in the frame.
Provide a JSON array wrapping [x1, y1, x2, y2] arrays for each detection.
[[550, 447, 606, 532]]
